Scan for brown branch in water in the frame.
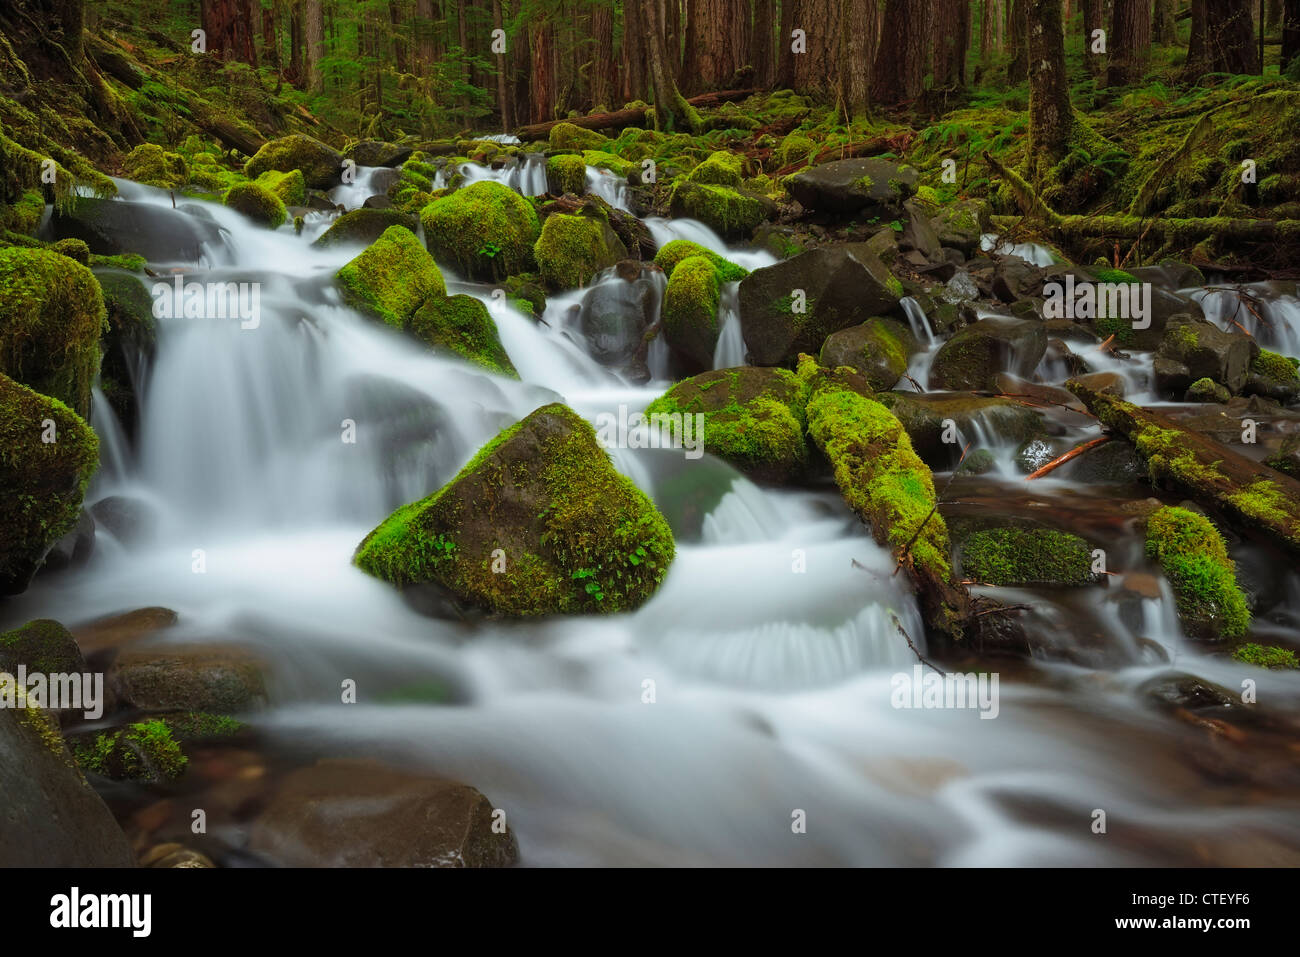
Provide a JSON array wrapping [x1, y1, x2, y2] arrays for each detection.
[[890, 612, 945, 675], [971, 603, 1033, 617], [1025, 436, 1111, 480]]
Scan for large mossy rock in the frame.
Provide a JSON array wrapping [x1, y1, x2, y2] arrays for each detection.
[[0, 247, 104, 417], [955, 523, 1098, 586], [337, 225, 447, 327], [244, 133, 344, 189], [1153, 316, 1257, 397], [686, 151, 744, 187], [354, 403, 674, 615], [313, 207, 418, 248], [0, 374, 99, 597], [410, 295, 517, 377], [255, 168, 307, 207], [534, 211, 627, 289], [784, 157, 918, 217], [95, 268, 155, 435], [545, 154, 587, 195], [223, 181, 287, 229], [249, 758, 519, 867], [346, 140, 414, 168], [653, 239, 747, 282], [819, 318, 919, 392], [1244, 349, 1300, 402], [644, 367, 809, 483], [549, 122, 612, 152], [738, 245, 903, 367], [662, 254, 723, 371], [0, 683, 133, 866], [420, 180, 541, 281], [1145, 506, 1250, 640], [668, 180, 774, 239], [122, 143, 188, 188], [929, 316, 1048, 392]]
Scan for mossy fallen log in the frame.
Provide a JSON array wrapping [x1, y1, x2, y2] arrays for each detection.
[[1068, 378, 1300, 557], [513, 89, 759, 140], [983, 151, 1300, 244]]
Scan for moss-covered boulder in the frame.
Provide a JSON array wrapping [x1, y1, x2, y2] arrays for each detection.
[[244, 133, 344, 189], [0, 619, 85, 676], [420, 180, 540, 281], [337, 225, 447, 327], [1145, 506, 1250, 640], [687, 151, 744, 188], [669, 180, 774, 239], [354, 403, 674, 615], [583, 150, 637, 177], [255, 168, 307, 207], [738, 245, 903, 367], [0, 373, 99, 595], [51, 238, 90, 265], [534, 212, 627, 289], [1243, 348, 1300, 402], [0, 247, 104, 417], [1153, 317, 1256, 397], [927, 199, 990, 254], [929, 317, 1048, 392], [549, 122, 611, 152], [956, 524, 1097, 586], [784, 157, 918, 217], [819, 318, 918, 392], [661, 254, 724, 370], [545, 154, 587, 195], [1185, 376, 1231, 404], [313, 207, 418, 248], [644, 367, 809, 483], [653, 239, 747, 281], [122, 143, 189, 188], [109, 644, 268, 713], [223, 181, 287, 229], [409, 295, 517, 377]]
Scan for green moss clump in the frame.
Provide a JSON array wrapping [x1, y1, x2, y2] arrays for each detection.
[[74, 719, 187, 781], [546, 154, 587, 195], [223, 181, 287, 229], [644, 367, 809, 482], [549, 122, 611, 152], [660, 255, 722, 369], [1185, 376, 1230, 403], [1251, 349, 1300, 384], [668, 180, 771, 239], [0, 619, 82, 674], [773, 131, 816, 168], [652, 239, 748, 281], [960, 526, 1096, 586], [89, 252, 147, 272], [1090, 267, 1140, 285], [582, 150, 636, 177], [687, 151, 744, 188], [409, 294, 517, 378], [336, 225, 447, 328], [354, 403, 674, 615], [50, 238, 90, 265], [420, 180, 541, 281], [243, 133, 342, 189], [2, 191, 45, 235], [533, 212, 624, 289], [0, 246, 104, 417], [122, 143, 189, 188], [255, 168, 307, 207], [1230, 643, 1298, 669], [1145, 506, 1250, 640], [163, 712, 245, 742]]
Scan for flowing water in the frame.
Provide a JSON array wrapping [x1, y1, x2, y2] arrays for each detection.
[[7, 177, 1300, 867]]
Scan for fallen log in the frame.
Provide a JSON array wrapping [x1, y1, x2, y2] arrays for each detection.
[[774, 131, 918, 178], [983, 151, 1300, 245], [1068, 379, 1300, 557], [513, 88, 760, 140], [190, 104, 267, 158]]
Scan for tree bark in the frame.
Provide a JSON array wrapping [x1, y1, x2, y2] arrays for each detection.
[[1082, 0, 1104, 77], [513, 88, 755, 139], [623, 0, 647, 101], [794, 0, 842, 96], [838, 0, 878, 119], [1008, 0, 1029, 80], [641, 0, 698, 130], [1153, 0, 1177, 44], [304, 0, 324, 93], [776, 0, 797, 87], [1284, 0, 1300, 68], [873, 0, 928, 103], [1027, 0, 1071, 185], [1107, 0, 1150, 85], [752, 0, 775, 87], [933, 0, 971, 88]]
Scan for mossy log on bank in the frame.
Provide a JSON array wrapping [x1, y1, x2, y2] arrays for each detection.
[[1068, 378, 1300, 557], [513, 88, 759, 139], [983, 151, 1300, 244]]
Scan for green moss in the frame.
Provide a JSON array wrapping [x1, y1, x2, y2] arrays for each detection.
[[409, 294, 517, 377], [582, 150, 636, 177], [549, 122, 611, 152], [1146, 506, 1250, 640], [1091, 266, 1140, 285], [1230, 643, 1298, 669], [354, 404, 674, 615], [336, 225, 447, 328], [0, 246, 104, 416], [313, 208, 417, 249], [1227, 480, 1292, 528], [50, 238, 89, 265], [960, 527, 1096, 586], [645, 367, 809, 482], [420, 180, 541, 281], [668, 180, 770, 239], [74, 719, 187, 781], [653, 239, 748, 281], [162, 711, 245, 742], [0, 619, 81, 674], [687, 151, 744, 188], [121, 144, 188, 189], [2, 191, 45, 235], [89, 252, 147, 272], [1251, 349, 1300, 383], [661, 255, 722, 366], [534, 212, 624, 289], [1186, 377, 1230, 403], [223, 181, 287, 229], [773, 131, 816, 168], [243, 133, 341, 189], [546, 154, 587, 195], [255, 168, 307, 207]]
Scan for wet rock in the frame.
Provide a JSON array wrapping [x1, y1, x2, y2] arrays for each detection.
[[876, 392, 1045, 470], [927, 199, 989, 254], [1071, 371, 1126, 397], [783, 157, 918, 217], [1185, 377, 1231, 404], [1013, 437, 1063, 473], [1154, 316, 1257, 397], [579, 265, 660, 379], [929, 316, 1048, 391], [248, 758, 519, 867], [1043, 338, 1089, 376], [90, 494, 159, 546], [1264, 435, 1300, 478], [1127, 261, 1205, 291], [667, 181, 775, 240], [41, 509, 95, 573], [95, 268, 157, 439], [244, 133, 344, 190], [312, 208, 418, 248], [110, 645, 268, 714], [47, 196, 223, 264], [0, 696, 134, 866], [1057, 439, 1145, 484], [70, 606, 179, 653], [140, 843, 216, 868], [346, 140, 414, 168], [739, 245, 902, 366], [993, 373, 1084, 410], [899, 199, 942, 261], [991, 257, 1045, 302], [957, 448, 996, 474], [1140, 672, 1245, 716], [819, 317, 918, 391], [1242, 349, 1300, 403]]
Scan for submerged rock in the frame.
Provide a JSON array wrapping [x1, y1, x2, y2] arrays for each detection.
[[0, 373, 99, 596], [578, 264, 660, 379], [739, 245, 903, 367], [353, 403, 674, 616], [876, 392, 1045, 470], [249, 758, 519, 867], [645, 367, 809, 483], [109, 644, 268, 714]]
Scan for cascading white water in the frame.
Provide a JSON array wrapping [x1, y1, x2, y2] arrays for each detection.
[[644, 217, 778, 273], [585, 167, 632, 212], [980, 232, 1056, 267], [712, 283, 746, 369], [327, 166, 387, 211], [1187, 283, 1300, 356], [8, 178, 1300, 867], [900, 296, 935, 346], [456, 154, 548, 197]]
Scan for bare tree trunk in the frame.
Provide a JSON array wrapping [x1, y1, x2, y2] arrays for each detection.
[[623, 0, 647, 101], [1008, 0, 1028, 79], [753, 0, 775, 86], [873, 0, 928, 103], [304, 0, 324, 93], [933, 0, 971, 87], [641, 0, 698, 129], [777, 0, 796, 87], [1027, 0, 1071, 185], [838, 0, 878, 119], [1107, 0, 1151, 85], [1082, 0, 1103, 77], [794, 0, 842, 95], [1153, 0, 1177, 43], [288, 0, 303, 83], [1284, 0, 1300, 68], [591, 1, 614, 109], [1184, 0, 1257, 77]]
